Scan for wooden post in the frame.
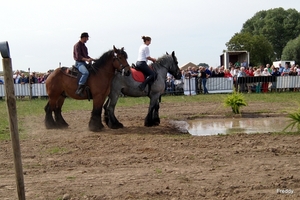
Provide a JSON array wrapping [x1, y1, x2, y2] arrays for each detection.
[[1, 41, 26, 200], [28, 67, 32, 100]]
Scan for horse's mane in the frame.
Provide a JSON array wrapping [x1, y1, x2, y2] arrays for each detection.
[[156, 53, 177, 66], [92, 48, 128, 72], [92, 50, 114, 71]]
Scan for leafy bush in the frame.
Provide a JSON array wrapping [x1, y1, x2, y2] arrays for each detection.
[[224, 91, 247, 114], [283, 112, 300, 132]]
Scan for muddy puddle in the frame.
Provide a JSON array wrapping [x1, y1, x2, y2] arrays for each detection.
[[171, 117, 294, 136]]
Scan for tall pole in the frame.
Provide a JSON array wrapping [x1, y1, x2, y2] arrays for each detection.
[[0, 41, 26, 200], [188, 73, 191, 96]]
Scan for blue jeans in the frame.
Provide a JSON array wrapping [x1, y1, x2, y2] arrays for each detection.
[[75, 61, 89, 85], [202, 78, 208, 94]]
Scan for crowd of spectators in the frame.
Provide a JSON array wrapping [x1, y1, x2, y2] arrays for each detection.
[[164, 62, 300, 95], [0, 70, 53, 99], [11, 70, 52, 84], [3, 63, 300, 97]]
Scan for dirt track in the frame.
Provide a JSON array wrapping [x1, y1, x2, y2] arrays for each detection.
[[0, 101, 300, 200]]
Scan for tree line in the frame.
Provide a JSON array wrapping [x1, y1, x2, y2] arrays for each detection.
[[226, 7, 300, 66]]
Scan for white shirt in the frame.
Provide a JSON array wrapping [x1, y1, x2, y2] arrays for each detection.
[[167, 72, 172, 78], [137, 44, 150, 62], [296, 68, 300, 76], [13, 74, 20, 83]]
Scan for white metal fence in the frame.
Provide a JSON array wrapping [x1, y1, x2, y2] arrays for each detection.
[[0, 84, 47, 97], [1, 76, 300, 97], [183, 76, 300, 95]]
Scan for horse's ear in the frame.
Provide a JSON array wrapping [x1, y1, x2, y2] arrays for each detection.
[[113, 45, 117, 52], [166, 52, 169, 55], [172, 51, 175, 57], [121, 47, 124, 51]]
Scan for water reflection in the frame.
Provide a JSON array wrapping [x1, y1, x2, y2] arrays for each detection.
[[172, 117, 292, 136]]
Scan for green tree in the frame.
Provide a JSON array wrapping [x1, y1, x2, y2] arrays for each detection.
[[241, 7, 300, 60], [282, 34, 300, 64], [226, 32, 273, 66]]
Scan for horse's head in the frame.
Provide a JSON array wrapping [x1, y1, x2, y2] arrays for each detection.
[[166, 51, 182, 80], [112, 45, 131, 76]]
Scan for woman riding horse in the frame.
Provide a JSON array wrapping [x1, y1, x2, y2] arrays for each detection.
[[104, 51, 182, 129], [44, 46, 130, 132]]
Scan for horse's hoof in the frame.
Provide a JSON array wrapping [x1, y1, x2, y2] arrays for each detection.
[[57, 124, 69, 129], [89, 124, 104, 132], [144, 122, 153, 127], [89, 126, 101, 132], [153, 122, 160, 126], [108, 124, 123, 129], [45, 121, 57, 129]]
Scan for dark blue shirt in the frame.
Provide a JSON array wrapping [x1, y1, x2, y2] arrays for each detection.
[[271, 71, 281, 76]]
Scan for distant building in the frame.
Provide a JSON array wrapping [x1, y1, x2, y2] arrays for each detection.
[[273, 61, 295, 68], [180, 62, 198, 70], [220, 51, 250, 69]]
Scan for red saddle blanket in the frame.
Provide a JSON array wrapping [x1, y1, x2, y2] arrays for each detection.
[[131, 68, 145, 82]]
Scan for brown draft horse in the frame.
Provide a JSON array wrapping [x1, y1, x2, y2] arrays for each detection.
[[44, 46, 130, 132]]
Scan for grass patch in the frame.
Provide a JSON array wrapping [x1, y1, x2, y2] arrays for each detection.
[[47, 147, 67, 154], [66, 176, 76, 180], [272, 131, 300, 135], [177, 175, 190, 183], [0, 92, 300, 140], [155, 168, 162, 174]]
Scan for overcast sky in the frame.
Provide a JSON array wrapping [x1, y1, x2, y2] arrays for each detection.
[[1, 0, 299, 73]]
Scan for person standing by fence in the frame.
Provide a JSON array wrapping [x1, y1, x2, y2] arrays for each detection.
[[19, 73, 27, 84], [237, 67, 247, 92], [27, 72, 37, 84], [13, 70, 21, 84], [281, 63, 290, 76], [262, 68, 271, 92], [271, 67, 281, 92], [199, 67, 209, 94], [254, 68, 262, 93]]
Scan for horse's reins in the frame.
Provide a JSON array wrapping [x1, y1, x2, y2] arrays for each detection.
[[113, 54, 130, 76]]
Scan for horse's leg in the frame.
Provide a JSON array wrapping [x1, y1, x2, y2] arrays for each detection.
[[144, 95, 160, 127], [145, 104, 155, 127], [44, 101, 57, 129], [54, 96, 68, 128], [153, 101, 160, 126], [104, 88, 124, 129], [89, 108, 104, 132], [103, 98, 110, 125]]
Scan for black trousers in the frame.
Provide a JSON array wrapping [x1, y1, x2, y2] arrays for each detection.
[[135, 61, 155, 78]]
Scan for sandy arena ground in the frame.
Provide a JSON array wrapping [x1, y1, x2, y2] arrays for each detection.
[[0, 100, 300, 200]]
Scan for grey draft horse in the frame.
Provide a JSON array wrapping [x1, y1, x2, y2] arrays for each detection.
[[103, 51, 182, 128]]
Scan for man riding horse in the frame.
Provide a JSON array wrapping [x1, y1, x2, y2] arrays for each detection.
[[73, 32, 95, 97]]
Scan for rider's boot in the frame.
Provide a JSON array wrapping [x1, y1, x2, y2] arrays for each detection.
[[138, 76, 152, 91], [75, 85, 85, 97]]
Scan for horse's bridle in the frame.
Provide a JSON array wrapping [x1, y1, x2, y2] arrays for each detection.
[[113, 54, 130, 75], [155, 57, 180, 77]]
